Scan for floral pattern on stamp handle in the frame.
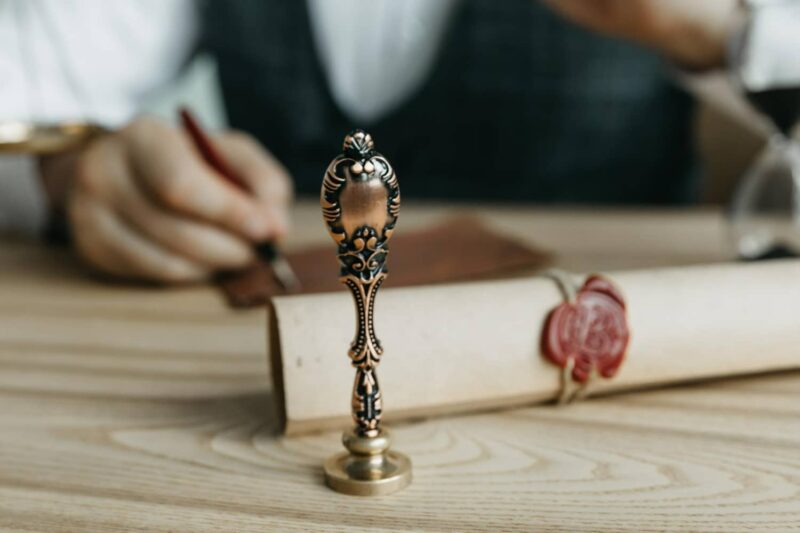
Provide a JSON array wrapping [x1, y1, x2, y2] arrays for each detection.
[[542, 275, 630, 384]]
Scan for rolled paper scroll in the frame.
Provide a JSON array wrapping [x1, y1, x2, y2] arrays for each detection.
[[269, 260, 800, 435]]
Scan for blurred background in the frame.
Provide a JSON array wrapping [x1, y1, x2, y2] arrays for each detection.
[[152, 52, 768, 205], [2, 0, 800, 281]]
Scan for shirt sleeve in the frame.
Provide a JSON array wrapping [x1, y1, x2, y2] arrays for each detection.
[[0, 0, 198, 236]]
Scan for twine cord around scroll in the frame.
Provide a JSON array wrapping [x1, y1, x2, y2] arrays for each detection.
[[541, 269, 630, 405]]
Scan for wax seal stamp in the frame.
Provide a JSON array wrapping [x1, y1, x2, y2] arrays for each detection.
[[320, 130, 411, 496], [542, 272, 630, 404]]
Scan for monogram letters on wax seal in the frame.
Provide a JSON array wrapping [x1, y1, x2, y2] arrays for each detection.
[[542, 274, 630, 403]]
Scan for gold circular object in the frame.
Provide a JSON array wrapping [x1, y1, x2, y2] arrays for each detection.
[[324, 449, 412, 497], [0, 121, 105, 155], [342, 428, 391, 455], [324, 428, 412, 496]]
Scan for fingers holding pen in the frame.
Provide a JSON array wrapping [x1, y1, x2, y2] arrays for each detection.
[[69, 190, 210, 284], [63, 115, 295, 283], [213, 130, 293, 239], [124, 117, 278, 242], [111, 173, 256, 270]]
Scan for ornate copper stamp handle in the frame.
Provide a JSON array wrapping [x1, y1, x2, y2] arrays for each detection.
[[320, 130, 410, 496], [321, 130, 400, 437]]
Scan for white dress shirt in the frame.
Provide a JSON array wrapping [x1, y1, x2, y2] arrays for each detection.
[[0, 0, 797, 235], [306, 0, 458, 123]]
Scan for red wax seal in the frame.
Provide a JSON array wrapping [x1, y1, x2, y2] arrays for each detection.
[[542, 275, 629, 384]]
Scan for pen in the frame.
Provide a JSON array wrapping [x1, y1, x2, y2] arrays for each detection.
[[179, 106, 301, 292]]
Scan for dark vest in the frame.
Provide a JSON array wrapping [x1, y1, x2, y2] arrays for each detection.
[[202, 0, 697, 204]]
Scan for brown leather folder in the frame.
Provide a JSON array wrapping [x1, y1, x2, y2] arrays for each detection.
[[219, 217, 550, 308]]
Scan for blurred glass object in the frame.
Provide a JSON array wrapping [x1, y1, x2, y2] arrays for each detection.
[[730, 121, 800, 259], [729, 0, 800, 260]]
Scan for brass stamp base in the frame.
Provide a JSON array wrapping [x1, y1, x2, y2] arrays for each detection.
[[324, 429, 412, 496]]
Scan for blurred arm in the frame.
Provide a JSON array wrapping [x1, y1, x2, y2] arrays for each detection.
[[679, 0, 800, 137], [0, 0, 198, 236], [543, 0, 800, 136], [677, 72, 771, 137]]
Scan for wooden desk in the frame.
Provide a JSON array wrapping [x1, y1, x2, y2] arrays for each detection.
[[1, 202, 798, 532]]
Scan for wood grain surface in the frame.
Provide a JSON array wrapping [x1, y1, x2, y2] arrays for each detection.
[[0, 202, 798, 532]]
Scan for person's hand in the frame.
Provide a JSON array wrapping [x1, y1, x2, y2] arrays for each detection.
[[541, 0, 742, 70], [41, 115, 292, 283]]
